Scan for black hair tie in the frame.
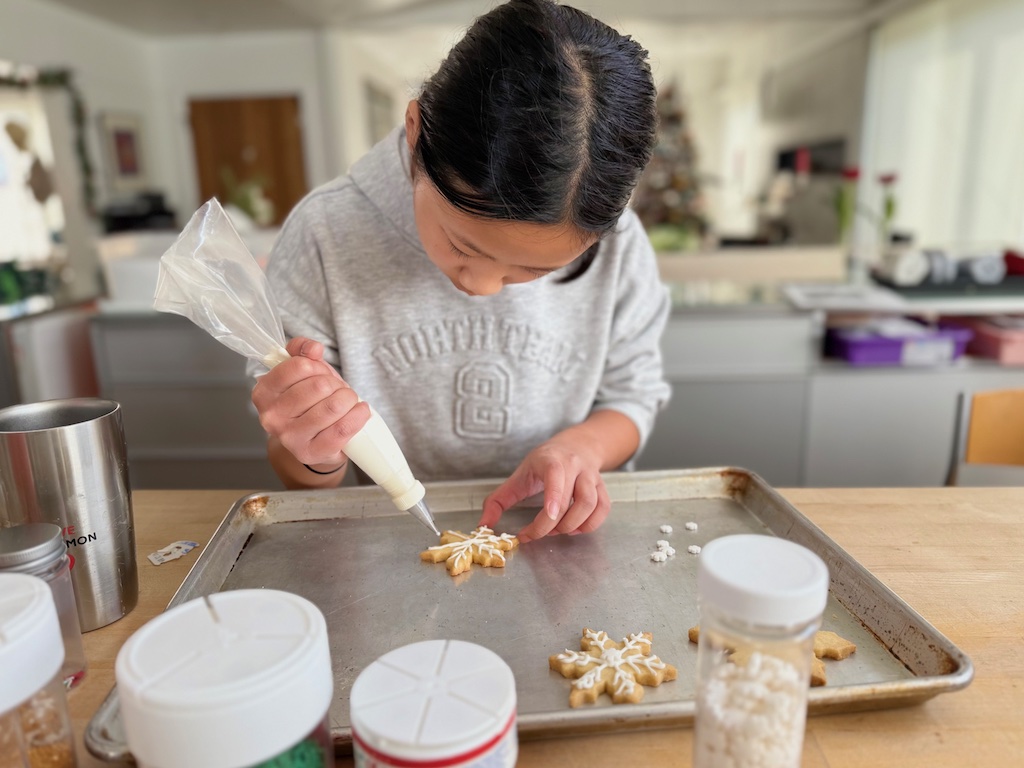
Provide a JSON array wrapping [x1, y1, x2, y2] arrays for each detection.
[[303, 462, 345, 475]]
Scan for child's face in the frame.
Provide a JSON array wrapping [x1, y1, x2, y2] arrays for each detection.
[[412, 177, 594, 296]]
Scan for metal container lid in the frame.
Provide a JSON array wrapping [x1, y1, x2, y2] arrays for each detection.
[[0, 523, 65, 574]]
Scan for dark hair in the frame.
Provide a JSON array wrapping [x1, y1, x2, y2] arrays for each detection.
[[414, 0, 657, 281]]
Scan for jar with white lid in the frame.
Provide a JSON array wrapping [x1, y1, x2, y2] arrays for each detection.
[[350, 639, 517, 768], [0, 523, 88, 689], [115, 589, 333, 768], [0, 573, 77, 768], [694, 534, 829, 768]]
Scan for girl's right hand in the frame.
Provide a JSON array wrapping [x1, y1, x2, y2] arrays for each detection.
[[250, 337, 371, 469]]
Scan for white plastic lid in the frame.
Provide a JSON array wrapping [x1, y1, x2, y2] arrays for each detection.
[[350, 640, 516, 762], [116, 589, 332, 768], [698, 534, 829, 627], [0, 573, 64, 714]]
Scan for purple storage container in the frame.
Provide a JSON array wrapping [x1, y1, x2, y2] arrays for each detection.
[[826, 321, 973, 366]]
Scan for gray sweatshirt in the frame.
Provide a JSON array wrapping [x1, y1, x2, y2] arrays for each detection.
[[258, 128, 670, 481]]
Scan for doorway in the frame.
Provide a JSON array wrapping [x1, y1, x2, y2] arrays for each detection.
[[188, 96, 308, 227]]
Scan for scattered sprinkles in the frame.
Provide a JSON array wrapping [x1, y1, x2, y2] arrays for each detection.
[[659, 524, 673, 534], [687, 544, 702, 555], [685, 522, 698, 532], [650, 539, 676, 562]]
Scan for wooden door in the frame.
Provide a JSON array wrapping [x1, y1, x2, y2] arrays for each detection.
[[189, 96, 308, 227]]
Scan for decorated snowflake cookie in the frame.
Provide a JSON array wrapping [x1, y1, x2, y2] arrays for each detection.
[[420, 526, 519, 577], [549, 628, 677, 707]]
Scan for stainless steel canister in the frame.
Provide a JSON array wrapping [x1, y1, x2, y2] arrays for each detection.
[[0, 398, 138, 631]]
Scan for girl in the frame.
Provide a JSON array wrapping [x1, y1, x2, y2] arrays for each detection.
[[251, 0, 670, 543]]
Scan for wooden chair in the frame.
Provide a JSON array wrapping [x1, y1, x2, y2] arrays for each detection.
[[945, 388, 1024, 486]]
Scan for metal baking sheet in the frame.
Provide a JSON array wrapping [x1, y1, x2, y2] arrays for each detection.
[[86, 468, 972, 760]]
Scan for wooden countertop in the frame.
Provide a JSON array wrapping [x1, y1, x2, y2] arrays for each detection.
[[69, 487, 1023, 767]]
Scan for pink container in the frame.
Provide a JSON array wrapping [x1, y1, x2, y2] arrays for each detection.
[[943, 317, 1024, 365]]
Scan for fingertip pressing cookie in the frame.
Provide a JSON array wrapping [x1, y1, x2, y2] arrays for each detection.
[[549, 628, 677, 708], [420, 526, 519, 577]]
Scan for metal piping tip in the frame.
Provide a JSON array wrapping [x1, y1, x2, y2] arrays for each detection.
[[407, 499, 440, 536]]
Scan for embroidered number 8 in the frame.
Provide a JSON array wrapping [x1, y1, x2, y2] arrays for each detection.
[[454, 362, 511, 439]]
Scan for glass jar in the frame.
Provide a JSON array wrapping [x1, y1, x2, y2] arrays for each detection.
[[350, 639, 517, 768], [0, 573, 77, 768], [694, 534, 829, 768], [116, 590, 333, 768], [0, 524, 87, 689]]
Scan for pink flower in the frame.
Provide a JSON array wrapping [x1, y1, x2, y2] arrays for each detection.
[[878, 173, 898, 186], [842, 167, 861, 181]]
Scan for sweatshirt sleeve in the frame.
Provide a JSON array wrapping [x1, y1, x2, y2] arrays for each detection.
[[591, 209, 672, 456], [245, 192, 340, 379]]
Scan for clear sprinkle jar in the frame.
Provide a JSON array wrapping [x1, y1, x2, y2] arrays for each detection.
[[116, 590, 333, 768], [694, 535, 829, 768], [0, 573, 77, 768], [350, 639, 517, 768], [0, 524, 87, 689]]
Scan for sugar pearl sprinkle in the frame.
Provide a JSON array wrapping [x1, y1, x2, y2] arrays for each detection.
[[660, 524, 673, 534], [695, 651, 806, 768], [685, 522, 698, 531], [687, 545, 702, 555], [650, 540, 676, 562]]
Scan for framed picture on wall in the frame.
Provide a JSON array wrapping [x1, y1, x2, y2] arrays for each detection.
[[98, 111, 147, 194]]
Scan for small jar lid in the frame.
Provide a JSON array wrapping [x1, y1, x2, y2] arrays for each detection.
[[0, 573, 64, 714], [698, 534, 829, 627], [116, 589, 332, 768], [350, 639, 516, 762], [0, 523, 65, 574]]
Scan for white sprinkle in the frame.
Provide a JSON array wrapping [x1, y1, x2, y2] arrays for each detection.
[[660, 524, 673, 534], [665, 546, 676, 557], [687, 544, 702, 555], [685, 522, 698, 531], [656, 539, 671, 550], [650, 551, 668, 563]]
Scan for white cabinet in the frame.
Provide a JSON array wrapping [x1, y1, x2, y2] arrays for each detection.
[[637, 309, 817, 486], [640, 308, 1024, 488], [90, 313, 282, 490], [805, 362, 1024, 487], [639, 377, 807, 486]]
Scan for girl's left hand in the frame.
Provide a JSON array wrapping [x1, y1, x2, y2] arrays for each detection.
[[478, 437, 611, 543]]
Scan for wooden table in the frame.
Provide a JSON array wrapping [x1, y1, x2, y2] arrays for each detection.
[[69, 487, 1024, 767]]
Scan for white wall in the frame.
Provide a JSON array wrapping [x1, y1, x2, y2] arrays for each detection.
[[1, 0, 162, 294], [1, 0, 161, 207], [149, 31, 333, 216], [857, 0, 1024, 253], [321, 25, 461, 171]]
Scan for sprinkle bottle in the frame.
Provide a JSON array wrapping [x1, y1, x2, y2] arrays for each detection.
[[0, 523, 87, 689], [115, 590, 333, 768], [694, 535, 829, 768], [0, 573, 77, 768], [350, 639, 517, 768]]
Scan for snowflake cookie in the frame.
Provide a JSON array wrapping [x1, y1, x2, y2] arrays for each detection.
[[549, 628, 677, 707], [420, 526, 519, 577]]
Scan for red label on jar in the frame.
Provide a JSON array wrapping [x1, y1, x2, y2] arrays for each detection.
[[353, 711, 516, 768]]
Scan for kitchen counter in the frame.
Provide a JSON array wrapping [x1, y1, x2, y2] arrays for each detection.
[[68, 485, 1021, 766]]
